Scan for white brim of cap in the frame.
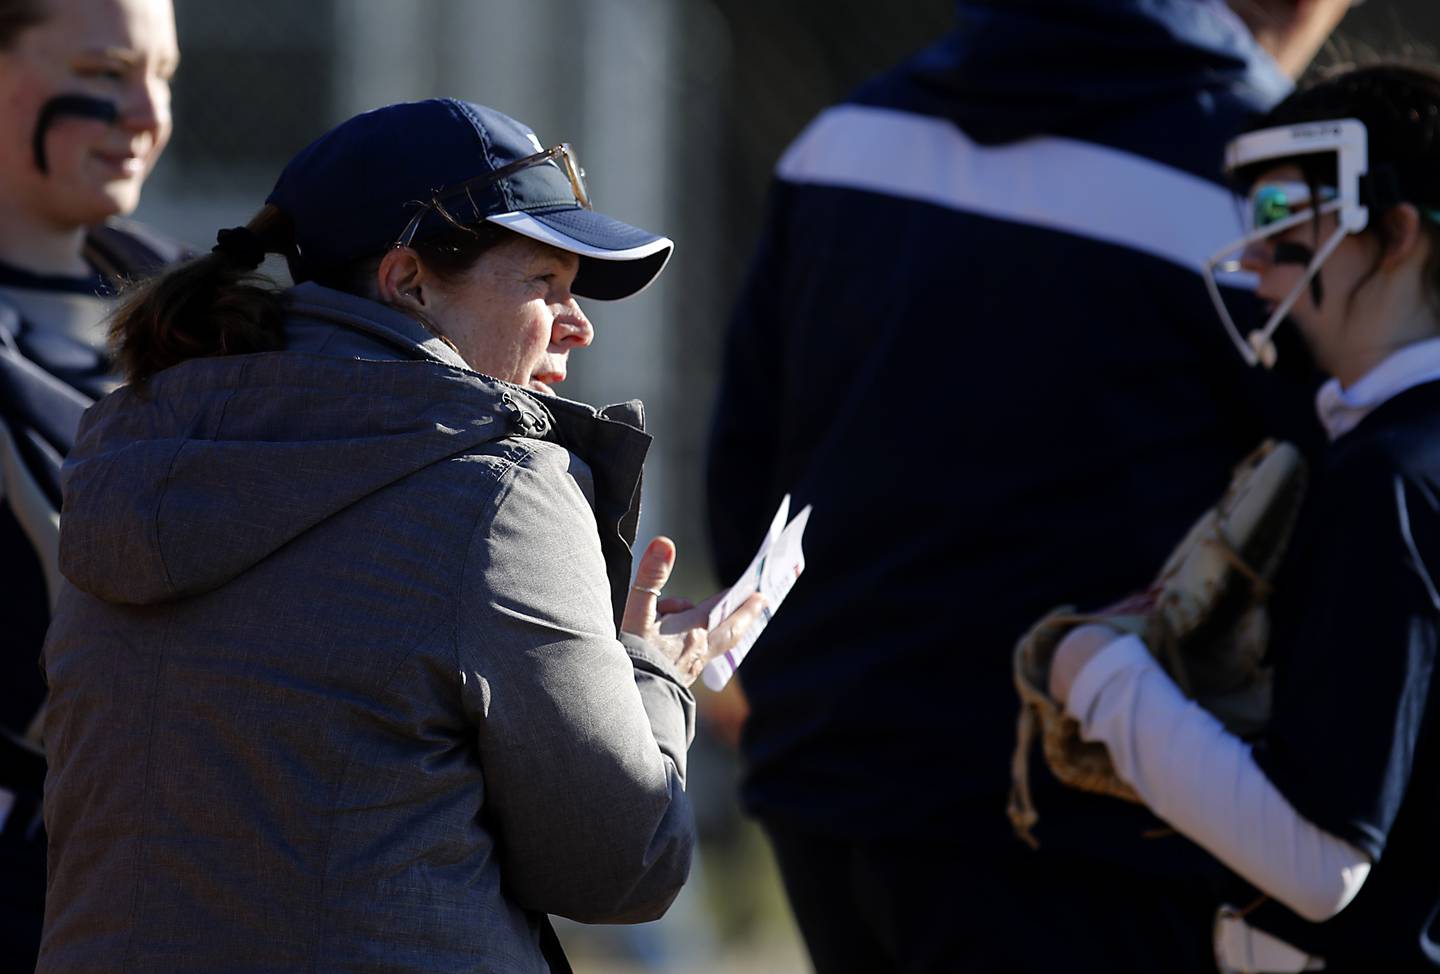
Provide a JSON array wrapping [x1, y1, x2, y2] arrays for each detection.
[[487, 210, 674, 300]]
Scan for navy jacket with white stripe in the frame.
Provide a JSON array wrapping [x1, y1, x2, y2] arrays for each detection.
[[706, 0, 1324, 859]]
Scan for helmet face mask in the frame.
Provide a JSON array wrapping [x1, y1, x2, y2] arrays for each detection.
[[1204, 119, 1370, 368]]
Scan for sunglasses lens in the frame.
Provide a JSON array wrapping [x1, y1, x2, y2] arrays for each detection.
[[559, 144, 590, 209], [1253, 186, 1291, 230]]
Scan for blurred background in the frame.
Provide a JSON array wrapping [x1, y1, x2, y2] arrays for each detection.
[[132, 2, 1436, 970]]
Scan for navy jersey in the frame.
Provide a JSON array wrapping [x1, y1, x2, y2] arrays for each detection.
[[1244, 381, 1440, 971], [0, 219, 185, 739]]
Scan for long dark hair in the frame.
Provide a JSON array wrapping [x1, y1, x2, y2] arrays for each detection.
[[108, 207, 512, 388], [1238, 63, 1440, 314]]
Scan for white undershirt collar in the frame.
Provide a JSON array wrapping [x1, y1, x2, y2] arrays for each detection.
[[1314, 337, 1440, 441]]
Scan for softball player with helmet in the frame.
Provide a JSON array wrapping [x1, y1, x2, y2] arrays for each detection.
[[1052, 63, 1440, 973]]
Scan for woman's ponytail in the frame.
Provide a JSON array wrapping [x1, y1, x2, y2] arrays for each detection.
[[109, 205, 298, 388]]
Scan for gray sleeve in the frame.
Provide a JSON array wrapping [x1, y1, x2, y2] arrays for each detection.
[[619, 632, 696, 777], [457, 442, 697, 924]]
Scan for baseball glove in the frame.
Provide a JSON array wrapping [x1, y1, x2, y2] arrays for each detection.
[[1007, 439, 1308, 848]]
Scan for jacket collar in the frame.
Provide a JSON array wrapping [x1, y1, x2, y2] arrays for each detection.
[[284, 281, 471, 370]]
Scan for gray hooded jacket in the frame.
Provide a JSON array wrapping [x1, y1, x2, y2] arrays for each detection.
[[37, 283, 696, 974]]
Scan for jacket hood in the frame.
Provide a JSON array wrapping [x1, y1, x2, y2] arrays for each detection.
[[873, 0, 1291, 145], [57, 352, 556, 606]]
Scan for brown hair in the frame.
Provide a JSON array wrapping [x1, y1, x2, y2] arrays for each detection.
[[109, 207, 513, 388], [0, 0, 48, 49]]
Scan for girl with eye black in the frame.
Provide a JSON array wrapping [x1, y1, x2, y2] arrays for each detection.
[[1050, 64, 1440, 973], [0, 0, 181, 965]]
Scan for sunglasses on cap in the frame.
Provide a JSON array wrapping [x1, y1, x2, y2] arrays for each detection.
[[392, 143, 591, 250]]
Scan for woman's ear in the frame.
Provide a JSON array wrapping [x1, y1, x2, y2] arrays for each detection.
[[376, 248, 427, 311], [1378, 203, 1426, 271]]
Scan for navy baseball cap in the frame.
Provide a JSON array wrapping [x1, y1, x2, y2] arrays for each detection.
[[266, 98, 673, 301]]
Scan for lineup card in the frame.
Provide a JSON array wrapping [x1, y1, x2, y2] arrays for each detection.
[[702, 494, 811, 691]]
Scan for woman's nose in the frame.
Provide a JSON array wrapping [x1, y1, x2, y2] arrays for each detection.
[[552, 301, 594, 348], [120, 76, 171, 137]]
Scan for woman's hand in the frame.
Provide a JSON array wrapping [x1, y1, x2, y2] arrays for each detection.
[[621, 536, 767, 688]]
